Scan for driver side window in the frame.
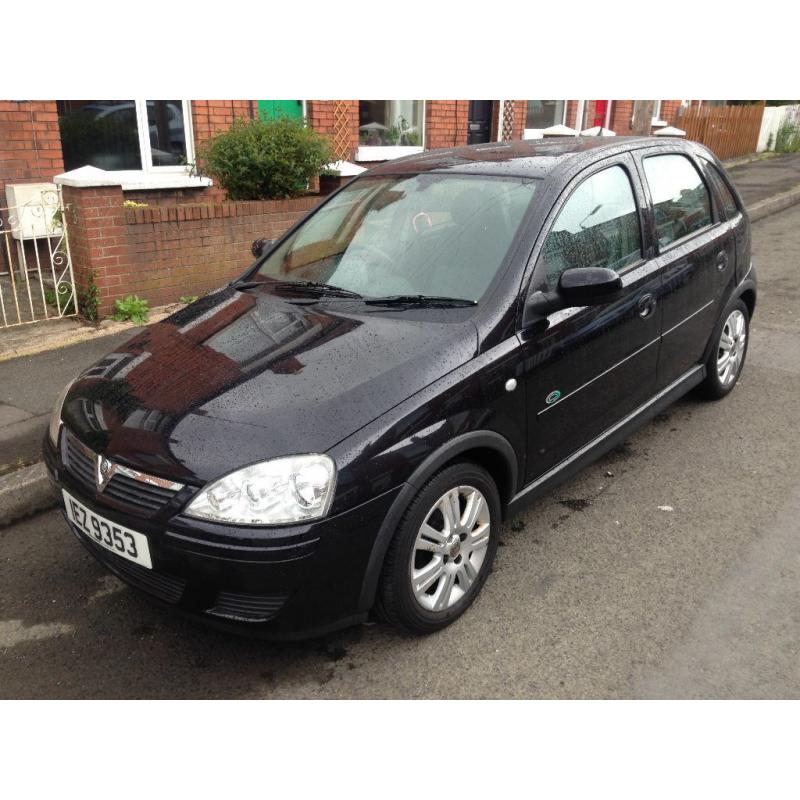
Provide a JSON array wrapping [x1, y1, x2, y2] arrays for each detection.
[[542, 165, 642, 289]]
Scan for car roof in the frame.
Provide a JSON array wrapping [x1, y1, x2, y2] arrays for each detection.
[[363, 136, 697, 180]]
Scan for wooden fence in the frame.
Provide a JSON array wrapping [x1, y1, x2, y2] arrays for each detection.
[[676, 103, 765, 160]]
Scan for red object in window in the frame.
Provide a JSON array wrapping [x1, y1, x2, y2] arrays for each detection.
[[593, 100, 609, 128]]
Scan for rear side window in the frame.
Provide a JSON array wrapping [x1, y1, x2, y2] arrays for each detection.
[[541, 164, 642, 288], [705, 162, 739, 219], [643, 154, 712, 249]]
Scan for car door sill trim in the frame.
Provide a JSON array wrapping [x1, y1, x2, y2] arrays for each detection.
[[509, 365, 705, 515]]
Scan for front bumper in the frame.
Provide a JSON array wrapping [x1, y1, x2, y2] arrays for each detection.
[[43, 436, 401, 639]]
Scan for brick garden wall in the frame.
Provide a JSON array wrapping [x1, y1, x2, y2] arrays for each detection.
[[122, 196, 320, 307], [62, 181, 322, 315]]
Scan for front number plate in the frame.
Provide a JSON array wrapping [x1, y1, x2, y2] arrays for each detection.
[[63, 489, 152, 569]]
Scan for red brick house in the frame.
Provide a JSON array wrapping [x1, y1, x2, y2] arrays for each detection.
[[0, 98, 690, 322], [0, 99, 692, 209]]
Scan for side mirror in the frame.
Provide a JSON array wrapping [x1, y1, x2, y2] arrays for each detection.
[[251, 238, 274, 259], [558, 267, 623, 306], [523, 267, 623, 328]]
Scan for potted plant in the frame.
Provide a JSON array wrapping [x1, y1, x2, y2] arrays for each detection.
[[319, 166, 345, 195]]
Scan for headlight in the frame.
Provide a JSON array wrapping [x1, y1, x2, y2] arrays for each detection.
[[48, 379, 75, 447], [184, 454, 336, 525]]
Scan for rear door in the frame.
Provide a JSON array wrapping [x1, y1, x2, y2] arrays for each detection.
[[519, 154, 662, 482], [701, 157, 746, 284], [634, 149, 729, 388]]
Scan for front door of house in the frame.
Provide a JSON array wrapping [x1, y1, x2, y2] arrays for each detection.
[[258, 101, 304, 121], [467, 101, 493, 144]]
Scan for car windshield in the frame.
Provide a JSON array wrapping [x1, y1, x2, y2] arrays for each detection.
[[253, 173, 538, 302]]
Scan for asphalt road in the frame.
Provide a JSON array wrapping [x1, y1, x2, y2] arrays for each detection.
[[1, 205, 799, 699]]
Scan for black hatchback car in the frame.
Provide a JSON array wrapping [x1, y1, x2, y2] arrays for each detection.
[[44, 136, 756, 638]]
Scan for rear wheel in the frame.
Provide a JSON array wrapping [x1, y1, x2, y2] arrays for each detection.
[[699, 299, 749, 400], [377, 462, 500, 635]]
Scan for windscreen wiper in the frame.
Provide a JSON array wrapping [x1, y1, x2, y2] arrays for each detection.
[[364, 294, 477, 308], [230, 279, 267, 291], [272, 280, 363, 299]]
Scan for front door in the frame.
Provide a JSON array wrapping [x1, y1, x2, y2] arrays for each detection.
[[519, 156, 662, 482], [468, 101, 493, 144], [258, 100, 304, 121]]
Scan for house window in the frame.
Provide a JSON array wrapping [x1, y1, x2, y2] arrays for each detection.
[[57, 100, 194, 173], [525, 100, 567, 130], [356, 101, 425, 161]]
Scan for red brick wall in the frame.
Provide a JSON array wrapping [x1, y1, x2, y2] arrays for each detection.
[[307, 100, 360, 160], [62, 182, 322, 315], [0, 101, 64, 209], [121, 196, 320, 308], [122, 187, 213, 206], [191, 100, 254, 152], [510, 101, 527, 140], [61, 184, 128, 307], [426, 100, 470, 149], [607, 100, 684, 134]]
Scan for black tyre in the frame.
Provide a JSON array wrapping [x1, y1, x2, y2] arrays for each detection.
[[699, 298, 750, 400], [377, 462, 501, 635]]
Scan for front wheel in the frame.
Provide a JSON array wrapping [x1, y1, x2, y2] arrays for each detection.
[[699, 299, 749, 400], [376, 462, 500, 635]]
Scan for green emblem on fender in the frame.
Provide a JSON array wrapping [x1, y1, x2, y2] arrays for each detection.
[[545, 390, 561, 405]]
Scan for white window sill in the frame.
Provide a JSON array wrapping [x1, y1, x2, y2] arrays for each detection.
[[55, 165, 213, 191], [356, 145, 424, 162], [651, 119, 669, 128]]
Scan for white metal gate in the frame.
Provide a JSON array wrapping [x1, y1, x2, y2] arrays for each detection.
[[0, 185, 77, 327]]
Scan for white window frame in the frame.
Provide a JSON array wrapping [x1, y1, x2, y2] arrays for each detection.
[[523, 100, 569, 139], [132, 100, 196, 173], [355, 100, 426, 162], [651, 99, 667, 128], [57, 99, 211, 190]]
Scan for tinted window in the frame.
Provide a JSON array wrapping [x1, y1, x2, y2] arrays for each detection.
[[706, 162, 739, 219], [541, 165, 641, 288], [644, 154, 712, 249]]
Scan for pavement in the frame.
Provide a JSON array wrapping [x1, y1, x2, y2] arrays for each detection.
[[0, 202, 799, 699], [0, 329, 141, 475], [726, 153, 800, 207]]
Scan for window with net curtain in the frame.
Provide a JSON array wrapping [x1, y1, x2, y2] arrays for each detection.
[[525, 100, 566, 129], [56, 100, 188, 172], [358, 101, 424, 147]]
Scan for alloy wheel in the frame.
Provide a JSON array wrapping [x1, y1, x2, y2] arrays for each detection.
[[717, 309, 747, 387], [409, 485, 491, 612]]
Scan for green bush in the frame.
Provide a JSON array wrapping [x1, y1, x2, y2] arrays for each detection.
[[775, 120, 800, 153], [200, 117, 332, 201], [112, 295, 149, 325]]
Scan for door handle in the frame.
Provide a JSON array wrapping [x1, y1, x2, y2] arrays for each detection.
[[716, 251, 728, 271], [638, 293, 656, 319]]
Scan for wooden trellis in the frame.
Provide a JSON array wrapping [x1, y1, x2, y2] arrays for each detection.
[[332, 101, 351, 162]]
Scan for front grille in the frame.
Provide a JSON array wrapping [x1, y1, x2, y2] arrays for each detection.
[[73, 527, 186, 604], [208, 590, 288, 622], [64, 432, 182, 517]]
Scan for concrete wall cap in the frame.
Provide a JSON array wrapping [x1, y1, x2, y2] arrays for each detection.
[[55, 166, 213, 191]]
